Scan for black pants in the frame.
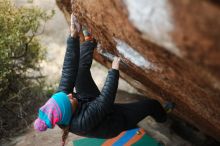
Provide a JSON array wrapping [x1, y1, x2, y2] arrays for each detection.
[[73, 40, 167, 138]]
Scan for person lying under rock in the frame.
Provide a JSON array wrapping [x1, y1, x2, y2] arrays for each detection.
[[34, 14, 175, 146]]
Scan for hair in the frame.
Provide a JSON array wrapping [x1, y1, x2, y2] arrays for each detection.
[[59, 125, 69, 145]]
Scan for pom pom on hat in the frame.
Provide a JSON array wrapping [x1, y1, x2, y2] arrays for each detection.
[[34, 118, 47, 132]]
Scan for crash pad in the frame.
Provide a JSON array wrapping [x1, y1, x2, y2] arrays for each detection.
[[73, 128, 162, 146]]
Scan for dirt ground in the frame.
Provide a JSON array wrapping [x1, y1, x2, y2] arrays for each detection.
[[6, 126, 81, 146]]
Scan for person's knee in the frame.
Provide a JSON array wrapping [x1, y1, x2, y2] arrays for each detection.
[[144, 99, 167, 123], [150, 99, 160, 105], [142, 99, 161, 107], [155, 114, 167, 123]]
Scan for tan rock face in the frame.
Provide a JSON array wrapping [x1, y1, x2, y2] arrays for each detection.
[[56, 0, 220, 141]]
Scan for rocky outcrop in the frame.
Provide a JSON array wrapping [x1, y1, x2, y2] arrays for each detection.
[[56, 0, 220, 141]]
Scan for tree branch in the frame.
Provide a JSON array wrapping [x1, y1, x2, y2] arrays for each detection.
[[10, 34, 35, 59]]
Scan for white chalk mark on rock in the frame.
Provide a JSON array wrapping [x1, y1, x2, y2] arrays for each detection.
[[114, 38, 156, 70], [123, 0, 181, 57]]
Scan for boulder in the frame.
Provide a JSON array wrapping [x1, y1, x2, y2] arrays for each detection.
[[56, 0, 220, 141]]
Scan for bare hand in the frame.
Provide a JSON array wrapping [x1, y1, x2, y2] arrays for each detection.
[[70, 13, 81, 37], [112, 57, 121, 70]]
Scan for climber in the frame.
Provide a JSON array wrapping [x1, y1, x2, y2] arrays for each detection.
[[33, 14, 174, 146]]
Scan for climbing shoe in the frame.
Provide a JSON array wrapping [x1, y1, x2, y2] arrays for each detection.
[[71, 14, 81, 33], [82, 26, 93, 41], [163, 102, 175, 113]]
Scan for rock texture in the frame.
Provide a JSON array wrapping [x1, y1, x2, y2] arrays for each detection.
[[56, 0, 220, 141]]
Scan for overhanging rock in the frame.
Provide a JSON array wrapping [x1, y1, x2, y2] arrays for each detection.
[[56, 0, 220, 141]]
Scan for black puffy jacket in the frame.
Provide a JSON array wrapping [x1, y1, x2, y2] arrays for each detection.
[[57, 36, 80, 94], [57, 36, 119, 135], [70, 69, 119, 135]]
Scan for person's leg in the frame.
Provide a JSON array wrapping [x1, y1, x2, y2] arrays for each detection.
[[119, 99, 167, 128], [75, 40, 100, 101], [86, 99, 167, 138]]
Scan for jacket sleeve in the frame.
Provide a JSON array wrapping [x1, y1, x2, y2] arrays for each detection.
[[57, 35, 80, 94], [79, 69, 119, 131]]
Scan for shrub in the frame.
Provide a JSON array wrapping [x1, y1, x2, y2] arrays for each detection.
[[0, 0, 54, 140]]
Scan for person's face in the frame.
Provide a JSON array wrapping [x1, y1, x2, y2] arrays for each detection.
[[67, 93, 76, 112]]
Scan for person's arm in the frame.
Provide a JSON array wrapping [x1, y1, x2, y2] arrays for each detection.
[[57, 36, 80, 94], [78, 57, 120, 131], [57, 14, 81, 94]]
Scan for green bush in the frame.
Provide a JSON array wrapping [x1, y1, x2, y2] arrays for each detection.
[[0, 0, 54, 139]]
